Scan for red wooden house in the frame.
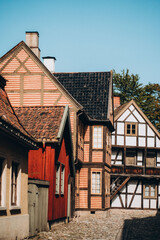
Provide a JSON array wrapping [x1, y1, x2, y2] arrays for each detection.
[[15, 105, 75, 222]]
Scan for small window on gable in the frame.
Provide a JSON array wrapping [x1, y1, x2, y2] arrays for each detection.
[[11, 162, 19, 206], [91, 171, 101, 194], [55, 163, 60, 195], [93, 126, 103, 149], [144, 183, 157, 198], [61, 165, 65, 195], [125, 123, 137, 136]]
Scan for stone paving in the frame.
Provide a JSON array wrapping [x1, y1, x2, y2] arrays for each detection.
[[30, 209, 160, 240]]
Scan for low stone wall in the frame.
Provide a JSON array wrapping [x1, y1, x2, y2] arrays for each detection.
[[0, 214, 29, 240]]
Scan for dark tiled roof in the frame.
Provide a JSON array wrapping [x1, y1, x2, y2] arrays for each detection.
[[0, 85, 31, 138], [54, 72, 111, 120], [114, 102, 128, 117], [14, 106, 65, 141]]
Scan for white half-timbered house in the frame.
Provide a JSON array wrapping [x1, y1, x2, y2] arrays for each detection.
[[111, 99, 160, 210]]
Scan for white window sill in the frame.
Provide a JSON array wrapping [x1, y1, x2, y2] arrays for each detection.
[[10, 206, 21, 211], [0, 206, 7, 211]]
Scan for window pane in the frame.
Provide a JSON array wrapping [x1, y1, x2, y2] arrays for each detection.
[[127, 124, 130, 134], [132, 124, 136, 134], [92, 172, 100, 194], [145, 184, 149, 197], [151, 185, 156, 197]]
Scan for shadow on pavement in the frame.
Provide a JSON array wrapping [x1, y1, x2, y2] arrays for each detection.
[[116, 211, 160, 240]]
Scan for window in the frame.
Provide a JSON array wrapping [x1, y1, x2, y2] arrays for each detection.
[[61, 165, 65, 194], [11, 162, 19, 206], [146, 151, 156, 167], [125, 123, 137, 136], [144, 184, 157, 198], [93, 126, 103, 148], [126, 149, 136, 165], [91, 171, 101, 194], [55, 164, 60, 195]]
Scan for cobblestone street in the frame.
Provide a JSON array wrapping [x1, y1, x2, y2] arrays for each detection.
[[30, 209, 160, 240]]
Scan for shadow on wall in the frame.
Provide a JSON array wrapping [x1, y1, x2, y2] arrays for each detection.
[[116, 211, 160, 240]]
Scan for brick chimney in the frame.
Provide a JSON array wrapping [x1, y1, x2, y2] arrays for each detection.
[[26, 31, 40, 58], [113, 96, 121, 109], [43, 56, 56, 73]]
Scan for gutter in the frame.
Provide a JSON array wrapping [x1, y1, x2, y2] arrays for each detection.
[[57, 105, 75, 177], [0, 120, 38, 149]]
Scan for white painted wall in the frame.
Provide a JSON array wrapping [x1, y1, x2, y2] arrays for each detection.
[[118, 109, 130, 121], [117, 136, 124, 145], [133, 110, 145, 123], [138, 124, 146, 136], [117, 122, 124, 134], [126, 136, 136, 146]]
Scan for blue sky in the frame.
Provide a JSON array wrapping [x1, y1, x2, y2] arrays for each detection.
[[0, 0, 160, 85]]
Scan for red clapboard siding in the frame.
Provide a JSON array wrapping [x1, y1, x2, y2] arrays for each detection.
[[44, 76, 57, 90], [4, 75, 20, 90], [91, 196, 102, 209], [24, 75, 41, 90], [25, 58, 42, 73], [23, 93, 41, 105], [7, 93, 20, 106], [17, 49, 28, 62], [2, 58, 20, 73], [43, 92, 60, 105]]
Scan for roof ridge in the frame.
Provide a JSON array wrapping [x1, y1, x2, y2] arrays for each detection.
[[14, 105, 65, 109], [54, 71, 110, 74]]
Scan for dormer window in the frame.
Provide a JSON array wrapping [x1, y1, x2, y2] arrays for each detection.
[[125, 123, 137, 136]]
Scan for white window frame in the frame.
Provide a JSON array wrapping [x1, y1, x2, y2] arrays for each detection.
[[91, 171, 101, 194], [0, 158, 7, 209], [61, 165, 65, 195], [93, 126, 103, 149], [55, 163, 60, 195], [10, 162, 21, 208], [143, 183, 157, 199]]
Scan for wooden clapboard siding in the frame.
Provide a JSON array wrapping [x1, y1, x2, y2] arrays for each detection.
[[7, 92, 20, 106], [43, 92, 61, 105], [28, 138, 71, 221], [24, 75, 41, 89], [91, 196, 102, 209], [92, 151, 103, 162], [79, 190, 88, 208], [17, 49, 28, 62], [44, 76, 57, 90], [79, 168, 88, 188], [1, 57, 20, 73], [25, 58, 42, 73], [84, 144, 89, 162], [4, 75, 20, 90]]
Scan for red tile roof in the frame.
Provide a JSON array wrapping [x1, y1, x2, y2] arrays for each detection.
[[0, 87, 30, 138], [14, 106, 65, 142]]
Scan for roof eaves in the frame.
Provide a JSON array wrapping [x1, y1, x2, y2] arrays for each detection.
[[0, 118, 38, 149], [57, 105, 69, 144]]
